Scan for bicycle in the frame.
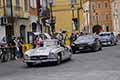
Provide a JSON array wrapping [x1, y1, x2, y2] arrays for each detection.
[[0, 44, 11, 62]]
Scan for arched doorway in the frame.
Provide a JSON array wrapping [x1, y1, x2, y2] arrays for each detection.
[[92, 25, 102, 34], [106, 26, 109, 32], [20, 25, 26, 42], [5, 25, 14, 43], [32, 22, 37, 32]]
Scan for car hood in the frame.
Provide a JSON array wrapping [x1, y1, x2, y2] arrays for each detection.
[[25, 46, 56, 56], [100, 36, 111, 40]]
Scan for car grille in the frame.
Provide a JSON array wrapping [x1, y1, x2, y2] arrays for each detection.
[[30, 56, 48, 60], [77, 43, 88, 47]]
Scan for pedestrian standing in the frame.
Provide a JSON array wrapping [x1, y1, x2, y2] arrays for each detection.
[[14, 38, 21, 59], [34, 37, 42, 48], [64, 32, 70, 47], [56, 33, 64, 46], [70, 32, 77, 45], [18, 38, 24, 58]]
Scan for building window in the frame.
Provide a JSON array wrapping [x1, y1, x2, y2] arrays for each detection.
[[30, 0, 37, 8], [0, 0, 1, 7], [91, 2, 96, 12], [24, 0, 29, 11], [40, 0, 47, 10], [20, 25, 26, 42], [104, 2, 108, 8], [6, 0, 11, 7], [98, 13, 100, 20], [16, 0, 20, 7], [6, 0, 12, 16], [105, 14, 109, 20], [92, 16, 95, 21], [91, 2, 95, 9], [69, 0, 77, 5], [32, 22, 37, 32], [98, 2, 101, 8], [106, 26, 109, 32]]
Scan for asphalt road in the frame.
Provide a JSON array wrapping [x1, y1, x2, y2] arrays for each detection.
[[0, 44, 120, 80]]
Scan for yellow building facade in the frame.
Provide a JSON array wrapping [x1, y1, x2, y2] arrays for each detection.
[[52, 0, 85, 33]]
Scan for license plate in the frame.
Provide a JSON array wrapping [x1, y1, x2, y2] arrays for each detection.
[[32, 57, 37, 59], [102, 43, 107, 45]]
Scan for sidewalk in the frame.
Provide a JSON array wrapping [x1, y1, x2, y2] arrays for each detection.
[[0, 58, 23, 64]]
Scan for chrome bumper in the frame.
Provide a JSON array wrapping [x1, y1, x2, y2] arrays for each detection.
[[101, 41, 111, 45], [23, 58, 57, 63]]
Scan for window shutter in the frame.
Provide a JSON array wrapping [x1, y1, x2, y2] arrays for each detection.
[[33, 0, 37, 8], [30, 0, 33, 8]]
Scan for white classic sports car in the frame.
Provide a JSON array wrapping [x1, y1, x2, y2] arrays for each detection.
[[23, 39, 72, 67]]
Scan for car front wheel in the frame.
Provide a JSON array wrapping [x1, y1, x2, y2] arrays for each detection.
[[92, 41, 101, 52], [26, 62, 33, 67], [56, 55, 61, 65]]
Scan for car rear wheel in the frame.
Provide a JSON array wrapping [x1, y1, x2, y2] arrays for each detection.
[[7, 52, 11, 61], [4, 53, 8, 62], [0, 54, 4, 62]]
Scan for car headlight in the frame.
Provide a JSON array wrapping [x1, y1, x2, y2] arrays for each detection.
[[24, 54, 30, 59], [48, 53, 56, 59]]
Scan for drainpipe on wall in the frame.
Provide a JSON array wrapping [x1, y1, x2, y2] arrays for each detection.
[[10, 0, 14, 36]]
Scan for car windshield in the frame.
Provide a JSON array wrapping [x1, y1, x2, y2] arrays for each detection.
[[43, 39, 58, 47], [76, 35, 94, 41], [99, 33, 110, 36]]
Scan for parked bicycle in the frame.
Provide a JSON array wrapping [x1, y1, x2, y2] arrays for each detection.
[[0, 44, 11, 62]]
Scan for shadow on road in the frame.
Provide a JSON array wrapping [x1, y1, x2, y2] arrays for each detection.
[[74, 50, 101, 54], [22, 59, 72, 68]]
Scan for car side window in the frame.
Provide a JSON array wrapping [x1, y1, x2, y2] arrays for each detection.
[[2, 37, 6, 42], [39, 34, 48, 40]]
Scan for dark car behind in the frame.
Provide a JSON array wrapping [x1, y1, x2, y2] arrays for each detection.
[[71, 34, 102, 53]]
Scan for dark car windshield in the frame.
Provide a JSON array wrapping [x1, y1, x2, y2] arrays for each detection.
[[99, 33, 111, 36], [76, 35, 94, 41]]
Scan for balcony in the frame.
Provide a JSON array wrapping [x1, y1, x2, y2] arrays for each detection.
[[5, 6, 24, 18]]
